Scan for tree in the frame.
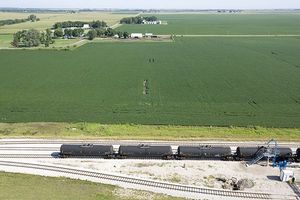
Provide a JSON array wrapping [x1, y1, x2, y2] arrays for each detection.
[[11, 31, 22, 47], [104, 28, 116, 37], [12, 29, 41, 47], [54, 28, 63, 38], [11, 29, 53, 48], [117, 31, 123, 38], [95, 28, 105, 37], [44, 29, 54, 47], [64, 29, 73, 38], [28, 14, 37, 22], [90, 20, 107, 29], [87, 29, 97, 40], [120, 16, 144, 24], [123, 32, 129, 39], [71, 29, 84, 37], [144, 16, 158, 22]]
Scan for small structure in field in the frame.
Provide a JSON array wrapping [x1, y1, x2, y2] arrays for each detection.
[[131, 33, 143, 39], [145, 33, 153, 38], [142, 20, 162, 25], [82, 24, 90, 29], [280, 170, 294, 182]]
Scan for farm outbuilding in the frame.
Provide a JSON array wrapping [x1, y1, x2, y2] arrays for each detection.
[[145, 33, 153, 38], [142, 20, 162, 25], [82, 24, 90, 29], [131, 33, 143, 39]]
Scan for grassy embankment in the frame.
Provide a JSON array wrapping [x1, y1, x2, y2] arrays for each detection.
[[0, 172, 180, 200], [1, 123, 300, 141]]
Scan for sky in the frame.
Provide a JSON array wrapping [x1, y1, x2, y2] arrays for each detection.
[[0, 0, 300, 10]]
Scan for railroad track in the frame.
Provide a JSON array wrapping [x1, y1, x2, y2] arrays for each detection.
[[0, 154, 53, 158], [0, 147, 59, 151], [0, 160, 275, 199]]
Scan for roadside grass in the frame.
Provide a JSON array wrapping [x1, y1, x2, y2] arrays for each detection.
[[0, 123, 300, 141], [0, 172, 180, 200]]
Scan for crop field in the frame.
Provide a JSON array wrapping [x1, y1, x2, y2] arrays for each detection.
[[117, 14, 300, 35], [0, 37, 299, 127], [0, 11, 135, 34]]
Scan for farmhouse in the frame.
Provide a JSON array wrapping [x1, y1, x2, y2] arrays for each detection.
[[142, 20, 162, 25], [131, 33, 143, 39]]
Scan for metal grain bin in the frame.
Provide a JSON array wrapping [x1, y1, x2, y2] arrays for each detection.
[[60, 144, 114, 158], [118, 144, 173, 159], [178, 145, 232, 159]]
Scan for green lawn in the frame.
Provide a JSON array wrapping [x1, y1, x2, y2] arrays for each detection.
[[0, 37, 299, 127], [117, 14, 300, 35], [0, 172, 180, 200], [0, 34, 12, 47]]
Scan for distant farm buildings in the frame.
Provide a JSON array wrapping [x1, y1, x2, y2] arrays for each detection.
[[144, 33, 153, 38], [142, 20, 162, 25], [82, 24, 90, 29], [130, 33, 143, 39]]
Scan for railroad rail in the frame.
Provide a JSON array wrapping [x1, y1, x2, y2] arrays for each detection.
[[0, 160, 275, 200], [0, 154, 53, 158]]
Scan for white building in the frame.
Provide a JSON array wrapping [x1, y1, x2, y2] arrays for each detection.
[[131, 33, 143, 39], [145, 33, 153, 38], [82, 24, 90, 29], [142, 20, 162, 25]]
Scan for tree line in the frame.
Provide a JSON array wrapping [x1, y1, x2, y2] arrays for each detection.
[[120, 16, 158, 24], [53, 20, 107, 29], [86, 28, 129, 40], [0, 14, 39, 26], [11, 29, 54, 48]]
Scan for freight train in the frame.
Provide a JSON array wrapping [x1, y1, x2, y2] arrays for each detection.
[[60, 144, 300, 162]]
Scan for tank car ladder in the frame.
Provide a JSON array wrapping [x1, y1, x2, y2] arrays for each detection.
[[246, 139, 279, 167]]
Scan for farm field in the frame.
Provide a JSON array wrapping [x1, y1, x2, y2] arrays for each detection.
[[0, 37, 299, 127], [117, 14, 300, 35], [0, 11, 135, 34], [0, 172, 179, 200]]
